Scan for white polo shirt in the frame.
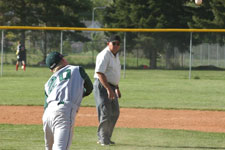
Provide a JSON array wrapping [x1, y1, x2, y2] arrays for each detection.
[[94, 46, 121, 86]]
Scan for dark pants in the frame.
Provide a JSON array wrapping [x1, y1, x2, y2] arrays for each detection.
[[93, 79, 120, 144]]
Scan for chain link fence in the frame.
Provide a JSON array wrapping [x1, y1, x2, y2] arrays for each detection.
[[1, 29, 225, 70]]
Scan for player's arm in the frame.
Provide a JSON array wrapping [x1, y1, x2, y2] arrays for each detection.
[[16, 50, 19, 55], [44, 92, 48, 110], [16, 45, 20, 55], [79, 66, 93, 97], [97, 72, 116, 100]]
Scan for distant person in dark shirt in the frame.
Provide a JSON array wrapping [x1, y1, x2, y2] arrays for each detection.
[[16, 41, 26, 71]]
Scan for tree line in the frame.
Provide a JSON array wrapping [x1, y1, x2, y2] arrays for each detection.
[[0, 0, 224, 68]]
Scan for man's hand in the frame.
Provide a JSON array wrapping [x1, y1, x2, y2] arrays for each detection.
[[107, 87, 116, 100], [115, 89, 121, 98]]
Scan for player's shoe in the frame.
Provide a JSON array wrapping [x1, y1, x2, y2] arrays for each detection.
[[101, 143, 110, 146], [97, 140, 110, 146], [109, 140, 115, 145]]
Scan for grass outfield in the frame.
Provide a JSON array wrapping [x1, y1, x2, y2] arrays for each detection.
[[1, 65, 225, 149], [1, 65, 225, 110], [0, 124, 225, 150]]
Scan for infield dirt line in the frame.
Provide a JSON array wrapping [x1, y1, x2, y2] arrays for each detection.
[[1, 106, 225, 133]]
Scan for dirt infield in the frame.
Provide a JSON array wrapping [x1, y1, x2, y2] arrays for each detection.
[[1, 106, 225, 133]]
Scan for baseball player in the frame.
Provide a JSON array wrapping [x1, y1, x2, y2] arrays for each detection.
[[94, 34, 122, 146], [42, 52, 93, 150], [16, 41, 26, 71]]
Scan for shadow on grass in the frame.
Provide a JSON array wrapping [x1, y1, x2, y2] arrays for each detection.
[[117, 143, 225, 150]]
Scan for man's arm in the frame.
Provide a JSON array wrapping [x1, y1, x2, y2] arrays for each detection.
[[79, 66, 93, 97], [44, 92, 48, 110]]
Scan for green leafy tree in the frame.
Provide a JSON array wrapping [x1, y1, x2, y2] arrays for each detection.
[[102, 0, 192, 69], [188, 0, 225, 29], [0, 0, 93, 63], [91, 0, 113, 7], [32, 0, 92, 62], [211, 0, 225, 29], [0, 0, 38, 44], [188, 0, 225, 45], [0, 0, 39, 59]]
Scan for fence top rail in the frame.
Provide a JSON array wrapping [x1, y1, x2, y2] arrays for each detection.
[[0, 26, 224, 32]]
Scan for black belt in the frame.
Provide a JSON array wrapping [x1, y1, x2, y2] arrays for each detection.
[[96, 79, 117, 88], [108, 83, 119, 90]]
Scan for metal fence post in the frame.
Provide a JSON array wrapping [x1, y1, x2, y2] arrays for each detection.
[[1, 30, 4, 77], [60, 31, 63, 54], [189, 32, 193, 80], [123, 32, 126, 78]]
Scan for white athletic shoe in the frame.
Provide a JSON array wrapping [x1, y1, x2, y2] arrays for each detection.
[[97, 140, 110, 146], [101, 143, 110, 146]]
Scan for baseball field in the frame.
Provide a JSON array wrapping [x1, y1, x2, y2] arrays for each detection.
[[1, 65, 225, 149]]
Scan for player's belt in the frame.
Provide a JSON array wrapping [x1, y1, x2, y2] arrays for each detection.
[[96, 79, 117, 89]]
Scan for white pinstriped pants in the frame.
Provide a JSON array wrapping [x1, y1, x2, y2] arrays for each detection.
[[42, 102, 78, 150]]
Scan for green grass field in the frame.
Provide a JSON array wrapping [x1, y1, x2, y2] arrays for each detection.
[[1, 65, 225, 110], [1, 65, 225, 149], [1, 125, 225, 150]]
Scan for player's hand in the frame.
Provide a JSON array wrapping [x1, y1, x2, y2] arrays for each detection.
[[76, 107, 80, 113], [115, 89, 121, 98], [107, 88, 116, 100]]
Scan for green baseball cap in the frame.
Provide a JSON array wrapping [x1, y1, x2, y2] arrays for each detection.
[[46, 52, 64, 69]]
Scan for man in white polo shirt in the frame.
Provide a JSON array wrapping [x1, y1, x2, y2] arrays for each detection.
[[94, 34, 122, 146]]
